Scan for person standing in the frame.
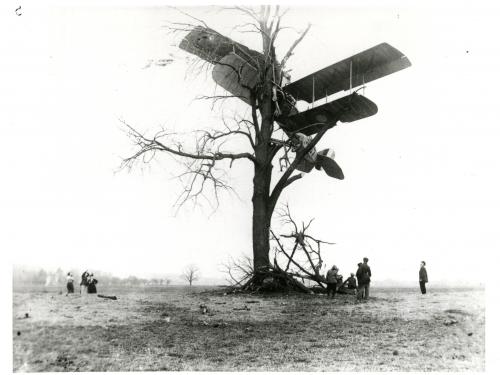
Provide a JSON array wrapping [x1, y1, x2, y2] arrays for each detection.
[[326, 265, 339, 298], [87, 273, 98, 294], [357, 258, 372, 300], [419, 261, 428, 294], [66, 272, 74, 294], [80, 270, 89, 294], [355, 263, 363, 298]]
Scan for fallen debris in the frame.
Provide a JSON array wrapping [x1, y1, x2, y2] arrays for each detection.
[[245, 300, 260, 304], [444, 319, 458, 326], [199, 304, 209, 314], [233, 305, 250, 311], [97, 294, 117, 300], [213, 322, 228, 328]]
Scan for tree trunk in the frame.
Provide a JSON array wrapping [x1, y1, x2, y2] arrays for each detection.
[[251, 77, 274, 275], [252, 162, 272, 273], [250, 31, 279, 280]]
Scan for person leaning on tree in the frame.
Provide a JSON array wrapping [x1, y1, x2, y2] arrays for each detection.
[[419, 261, 428, 294]]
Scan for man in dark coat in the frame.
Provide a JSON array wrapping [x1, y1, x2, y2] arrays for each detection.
[[356, 258, 372, 300], [355, 263, 363, 298], [419, 261, 428, 294]]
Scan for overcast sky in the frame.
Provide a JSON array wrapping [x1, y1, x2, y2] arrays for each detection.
[[2, 1, 499, 284]]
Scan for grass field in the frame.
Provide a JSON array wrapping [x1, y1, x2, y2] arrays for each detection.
[[12, 285, 484, 371]]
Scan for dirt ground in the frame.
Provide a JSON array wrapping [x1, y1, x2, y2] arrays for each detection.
[[12, 285, 484, 371]]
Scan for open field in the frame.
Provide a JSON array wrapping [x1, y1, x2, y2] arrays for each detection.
[[12, 285, 484, 371]]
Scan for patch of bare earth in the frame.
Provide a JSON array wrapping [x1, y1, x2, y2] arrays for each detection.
[[13, 286, 484, 371]]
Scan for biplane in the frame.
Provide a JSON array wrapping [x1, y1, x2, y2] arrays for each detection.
[[179, 26, 411, 179]]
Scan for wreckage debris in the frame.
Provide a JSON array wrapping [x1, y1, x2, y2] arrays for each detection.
[[213, 322, 228, 328], [199, 304, 209, 314], [97, 294, 117, 300], [233, 305, 250, 311]]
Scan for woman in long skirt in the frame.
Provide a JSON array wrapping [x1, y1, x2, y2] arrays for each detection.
[[87, 274, 98, 294]]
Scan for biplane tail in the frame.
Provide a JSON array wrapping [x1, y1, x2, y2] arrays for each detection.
[[316, 149, 344, 180]]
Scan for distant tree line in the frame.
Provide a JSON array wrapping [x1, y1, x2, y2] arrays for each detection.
[[12, 267, 172, 287]]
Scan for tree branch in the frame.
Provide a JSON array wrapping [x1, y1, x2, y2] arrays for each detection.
[[268, 124, 332, 215], [280, 23, 311, 68], [120, 121, 256, 167]]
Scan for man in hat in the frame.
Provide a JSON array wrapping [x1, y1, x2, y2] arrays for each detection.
[[419, 261, 428, 294], [326, 265, 339, 298]]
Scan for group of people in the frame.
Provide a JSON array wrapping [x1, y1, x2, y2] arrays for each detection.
[[325, 257, 371, 300], [65, 270, 98, 295], [325, 258, 429, 299]]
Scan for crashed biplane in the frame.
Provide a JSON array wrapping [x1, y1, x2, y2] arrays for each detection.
[[179, 26, 411, 179]]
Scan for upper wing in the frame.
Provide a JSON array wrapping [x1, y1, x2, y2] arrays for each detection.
[[179, 26, 263, 68], [277, 92, 378, 135], [283, 43, 411, 103]]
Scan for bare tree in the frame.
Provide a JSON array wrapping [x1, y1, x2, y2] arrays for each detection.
[[271, 204, 335, 286], [220, 254, 254, 287], [223, 204, 335, 292], [182, 264, 200, 286], [122, 6, 338, 285]]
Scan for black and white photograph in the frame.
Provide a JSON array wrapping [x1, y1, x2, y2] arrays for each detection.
[[2, 0, 498, 372]]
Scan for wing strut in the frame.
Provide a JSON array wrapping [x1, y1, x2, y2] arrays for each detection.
[[312, 75, 315, 108], [349, 60, 353, 93]]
